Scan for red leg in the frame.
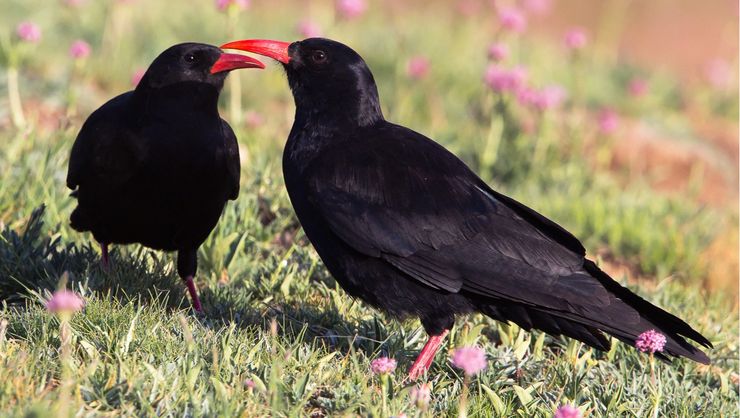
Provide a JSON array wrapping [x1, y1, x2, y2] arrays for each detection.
[[184, 275, 203, 312], [100, 242, 110, 270], [408, 329, 450, 380]]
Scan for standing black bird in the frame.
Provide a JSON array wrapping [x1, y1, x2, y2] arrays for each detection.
[[66, 43, 264, 311], [222, 38, 711, 378]]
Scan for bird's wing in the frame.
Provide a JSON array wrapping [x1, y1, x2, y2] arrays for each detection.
[[66, 92, 145, 190], [221, 119, 241, 200], [303, 124, 609, 308]]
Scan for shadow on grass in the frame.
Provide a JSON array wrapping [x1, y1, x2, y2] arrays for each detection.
[[1, 206, 427, 369], [198, 281, 405, 359], [0, 205, 184, 309]]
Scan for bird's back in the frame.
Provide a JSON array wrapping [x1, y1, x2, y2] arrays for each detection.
[[283, 119, 711, 363], [67, 90, 238, 251]]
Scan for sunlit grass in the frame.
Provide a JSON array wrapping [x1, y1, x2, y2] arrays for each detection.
[[0, 0, 737, 416]]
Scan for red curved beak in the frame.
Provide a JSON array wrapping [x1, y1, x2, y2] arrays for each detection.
[[220, 39, 292, 64], [210, 52, 265, 74]]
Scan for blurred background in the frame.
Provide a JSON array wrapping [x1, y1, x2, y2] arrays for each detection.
[[0, 0, 737, 301], [0, 1, 737, 415]]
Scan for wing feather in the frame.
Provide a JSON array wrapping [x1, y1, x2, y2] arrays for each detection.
[[304, 124, 593, 306]]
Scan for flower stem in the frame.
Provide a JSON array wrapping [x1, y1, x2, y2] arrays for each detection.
[[227, 10, 242, 126], [7, 66, 26, 128], [481, 96, 504, 172], [380, 374, 388, 416], [58, 316, 72, 417], [648, 354, 662, 418], [458, 375, 470, 418]]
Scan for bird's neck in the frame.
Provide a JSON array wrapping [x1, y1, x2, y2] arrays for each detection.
[[290, 70, 384, 130], [134, 83, 221, 118]]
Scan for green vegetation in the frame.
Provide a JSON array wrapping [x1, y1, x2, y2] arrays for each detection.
[[0, 1, 737, 416]]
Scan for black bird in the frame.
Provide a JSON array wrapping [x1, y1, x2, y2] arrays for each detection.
[[66, 43, 264, 312], [222, 38, 711, 378]]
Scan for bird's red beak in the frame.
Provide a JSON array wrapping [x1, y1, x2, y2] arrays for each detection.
[[220, 39, 292, 64], [210, 52, 265, 74]]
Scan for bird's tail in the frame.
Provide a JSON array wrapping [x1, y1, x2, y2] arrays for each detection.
[[580, 259, 711, 363], [480, 260, 711, 364]]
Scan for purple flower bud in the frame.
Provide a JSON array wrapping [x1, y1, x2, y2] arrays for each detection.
[[215, 0, 250, 12], [451, 346, 487, 376], [406, 56, 430, 80], [498, 8, 527, 33], [635, 329, 667, 354], [46, 290, 85, 314], [69, 40, 91, 59], [131, 68, 146, 87], [628, 78, 649, 97], [597, 108, 619, 135], [564, 28, 588, 50], [554, 404, 582, 418], [296, 20, 322, 38], [487, 43, 509, 62], [16, 21, 42, 43], [410, 383, 431, 409], [370, 357, 397, 375], [336, 0, 367, 20], [705, 58, 734, 91], [484, 65, 528, 94]]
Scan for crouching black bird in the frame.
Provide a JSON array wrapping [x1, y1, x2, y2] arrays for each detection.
[[222, 38, 712, 378], [66, 43, 264, 312]]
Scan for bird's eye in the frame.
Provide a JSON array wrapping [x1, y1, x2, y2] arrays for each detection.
[[311, 50, 327, 64], [184, 53, 197, 64]]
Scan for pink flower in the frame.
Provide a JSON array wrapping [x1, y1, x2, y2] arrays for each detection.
[[564, 28, 588, 50], [244, 110, 264, 128], [16, 21, 42, 43], [484, 64, 527, 94], [519, 85, 567, 111], [704, 58, 734, 91], [215, 0, 250, 12], [523, 0, 553, 15], [635, 329, 667, 353], [407, 56, 430, 80], [410, 383, 431, 409], [498, 8, 527, 33], [538, 85, 567, 110], [64, 0, 86, 6], [628, 78, 649, 97], [244, 379, 255, 389], [487, 42, 509, 62], [597, 108, 619, 134], [451, 346, 487, 376], [336, 0, 367, 19], [370, 357, 397, 375], [69, 40, 91, 59], [554, 405, 582, 418], [517, 86, 539, 107], [296, 20, 322, 38], [46, 289, 85, 314], [131, 68, 146, 87]]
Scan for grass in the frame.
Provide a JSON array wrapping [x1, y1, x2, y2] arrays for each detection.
[[0, 1, 738, 416]]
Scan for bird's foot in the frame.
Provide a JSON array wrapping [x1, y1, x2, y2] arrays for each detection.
[[184, 276, 203, 313], [407, 329, 450, 381]]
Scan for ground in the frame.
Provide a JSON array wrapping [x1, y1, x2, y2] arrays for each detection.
[[0, 1, 737, 417]]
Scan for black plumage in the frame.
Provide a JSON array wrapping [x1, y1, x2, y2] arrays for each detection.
[[223, 38, 711, 378], [66, 43, 263, 311]]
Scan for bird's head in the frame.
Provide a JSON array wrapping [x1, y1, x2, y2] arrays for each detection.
[[221, 38, 383, 127], [137, 42, 264, 92]]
